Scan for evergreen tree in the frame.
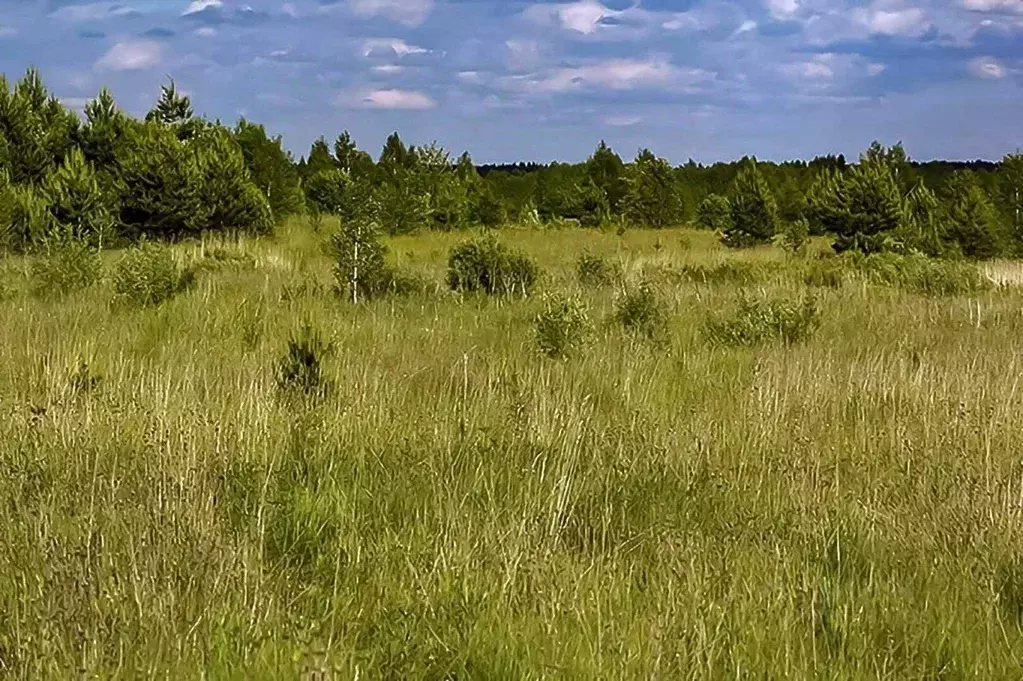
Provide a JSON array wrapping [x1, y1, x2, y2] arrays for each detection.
[[723, 159, 779, 247], [233, 119, 304, 222], [333, 131, 375, 179], [145, 80, 204, 141], [942, 171, 1006, 259], [40, 148, 115, 246], [585, 141, 627, 217], [79, 88, 129, 173], [623, 149, 683, 228], [1000, 153, 1023, 242], [378, 132, 410, 177], [305, 136, 336, 177], [806, 154, 906, 254], [194, 128, 273, 235], [901, 181, 946, 257], [695, 194, 732, 232], [0, 69, 79, 185]]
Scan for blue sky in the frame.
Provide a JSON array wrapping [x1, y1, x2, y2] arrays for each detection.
[[0, 0, 1020, 163]]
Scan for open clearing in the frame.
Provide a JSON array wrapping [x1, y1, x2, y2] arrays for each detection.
[[2, 224, 1023, 678]]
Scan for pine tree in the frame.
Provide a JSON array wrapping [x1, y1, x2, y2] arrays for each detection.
[[233, 119, 304, 222], [193, 128, 273, 235], [378, 132, 410, 177], [1000, 153, 1023, 243], [305, 137, 336, 177], [695, 194, 732, 232], [623, 149, 683, 228], [901, 181, 946, 257], [40, 148, 115, 246], [145, 80, 203, 140], [723, 159, 779, 247], [0, 69, 79, 185], [942, 171, 1006, 259], [585, 141, 627, 217]]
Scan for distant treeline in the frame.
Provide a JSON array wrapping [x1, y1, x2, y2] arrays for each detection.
[[2, 68, 1021, 260]]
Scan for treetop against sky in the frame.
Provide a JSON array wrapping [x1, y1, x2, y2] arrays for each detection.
[[0, 0, 1020, 163]]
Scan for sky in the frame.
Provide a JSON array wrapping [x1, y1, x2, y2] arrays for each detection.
[[0, 0, 1020, 164]]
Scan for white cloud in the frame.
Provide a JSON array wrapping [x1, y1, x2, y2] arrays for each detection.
[[371, 64, 404, 74], [855, 7, 931, 37], [733, 19, 758, 36], [94, 41, 163, 71], [183, 0, 222, 15], [523, 0, 620, 35], [345, 88, 437, 109], [968, 56, 1007, 78], [195, 26, 217, 37], [765, 0, 800, 20], [0, 26, 15, 37], [605, 114, 642, 126], [59, 97, 91, 111], [348, 0, 434, 26], [962, 0, 1023, 14], [51, 2, 135, 21], [507, 57, 710, 94], [505, 40, 544, 70], [362, 38, 429, 58]]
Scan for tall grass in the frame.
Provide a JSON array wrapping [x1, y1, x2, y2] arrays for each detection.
[[1, 220, 1022, 678]]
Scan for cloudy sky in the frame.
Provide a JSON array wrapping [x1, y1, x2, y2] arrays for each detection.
[[0, 0, 1020, 163]]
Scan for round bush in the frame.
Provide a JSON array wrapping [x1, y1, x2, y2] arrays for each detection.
[[447, 234, 538, 296], [113, 242, 194, 306]]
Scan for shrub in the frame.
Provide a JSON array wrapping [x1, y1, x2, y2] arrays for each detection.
[[534, 294, 592, 359], [576, 252, 621, 287], [447, 234, 539, 296], [276, 323, 333, 396], [853, 252, 989, 297], [706, 295, 821, 346], [112, 241, 194, 306], [723, 160, 779, 248], [31, 236, 102, 298], [777, 217, 810, 256], [331, 216, 388, 302], [695, 194, 732, 232], [614, 283, 670, 344]]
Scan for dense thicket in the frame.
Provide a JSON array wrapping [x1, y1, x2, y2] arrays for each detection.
[[2, 68, 1022, 260]]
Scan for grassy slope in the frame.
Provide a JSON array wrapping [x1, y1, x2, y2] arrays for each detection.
[[1, 222, 1022, 679]]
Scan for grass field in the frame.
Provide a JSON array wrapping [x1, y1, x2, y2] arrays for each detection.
[[2, 222, 1023, 679]]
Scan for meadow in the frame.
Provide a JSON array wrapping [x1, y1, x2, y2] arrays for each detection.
[[2, 221, 1023, 679]]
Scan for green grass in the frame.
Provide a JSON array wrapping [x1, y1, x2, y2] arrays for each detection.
[[2, 220, 1023, 678]]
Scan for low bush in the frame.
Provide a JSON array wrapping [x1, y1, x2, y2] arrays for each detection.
[[447, 234, 538, 296], [31, 237, 102, 298], [852, 252, 990, 297], [576, 252, 621, 287], [276, 323, 334, 397], [706, 295, 821, 346], [534, 294, 592, 359], [614, 283, 670, 345], [113, 241, 194, 306]]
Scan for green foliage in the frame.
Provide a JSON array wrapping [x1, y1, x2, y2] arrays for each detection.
[[852, 252, 990, 296], [1000, 153, 1023, 241], [576, 252, 621, 287], [116, 121, 204, 239], [145, 79, 205, 141], [941, 171, 1006, 259], [330, 216, 390, 302], [447, 234, 539, 295], [194, 128, 273, 236], [30, 235, 102, 298], [0, 68, 79, 185], [900, 181, 948, 257], [776, 217, 810, 255], [276, 323, 334, 396], [623, 149, 684, 228], [234, 119, 305, 222], [585, 141, 628, 217], [40, 148, 115, 246], [112, 241, 194, 306], [706, 295, 820, 346], [534, 294, 592, 359], [724, 160, 779, 248], [803, 259, 846, 289], [614, 283, 670, 344], [807, 144, 909, 254], [695, 194, 732, 232]]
